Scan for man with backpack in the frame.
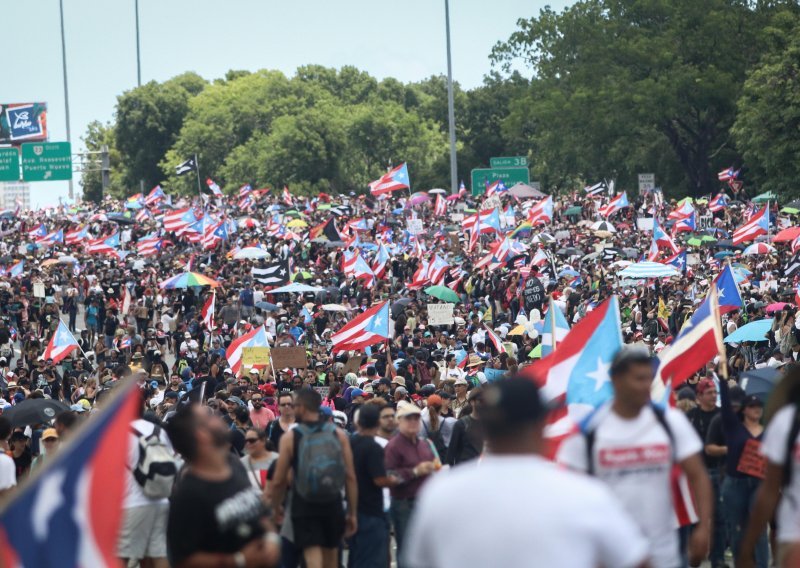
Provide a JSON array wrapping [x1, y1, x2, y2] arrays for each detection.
[[557, 346, 714, 568], [118, 401, 177, 568], [270, 388, 358, 568]]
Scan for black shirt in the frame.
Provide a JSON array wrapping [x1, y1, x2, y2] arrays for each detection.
[[687, 406, 722, 470], [167, 458, 268, 566], [350, 434, 386, 517]]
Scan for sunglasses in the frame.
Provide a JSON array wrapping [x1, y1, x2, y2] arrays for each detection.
[[244, 438, 259, 444]]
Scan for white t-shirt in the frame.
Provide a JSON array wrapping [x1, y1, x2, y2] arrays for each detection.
[[404, 455, 648, 568], [761, 405, 800, 543], [123, 418, 175, 509], [557, 404, 701, 568], [0, 453, 16, 491]]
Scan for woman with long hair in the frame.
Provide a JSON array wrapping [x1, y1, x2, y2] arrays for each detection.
[[739, 365, 800, 567]]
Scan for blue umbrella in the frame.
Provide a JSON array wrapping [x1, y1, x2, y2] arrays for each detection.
[[714, 251, 736, 259], [392, 208, 404, 215], [558, 268, 580, 278], [724, 319, 773, 343], [255, 302, 278, 311]]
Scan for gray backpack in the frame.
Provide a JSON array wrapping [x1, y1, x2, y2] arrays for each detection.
[[132, 425, 177, 499], [294, 421, 345, 503]]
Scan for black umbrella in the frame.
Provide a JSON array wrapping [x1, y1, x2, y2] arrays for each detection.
[[392, 298, 413, 317], [740, 367, 781, 399], [556, 247, 582, 256], [107, 213, 135, 225], [2, 399, 70, 427]]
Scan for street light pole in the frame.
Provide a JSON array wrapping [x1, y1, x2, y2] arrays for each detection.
[[59, 0, 74, 200], [135, 0, 141, 86], [444, 0, 458, 195]]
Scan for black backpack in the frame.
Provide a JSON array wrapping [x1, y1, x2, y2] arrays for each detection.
[[582, 403, 675, 476]]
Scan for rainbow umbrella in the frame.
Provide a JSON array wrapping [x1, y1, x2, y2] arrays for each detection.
[[159, 271, 220, 289]]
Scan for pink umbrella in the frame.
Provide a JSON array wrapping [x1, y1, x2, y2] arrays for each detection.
[[767, 302, 789, 314], [408, 192, 430, 206]]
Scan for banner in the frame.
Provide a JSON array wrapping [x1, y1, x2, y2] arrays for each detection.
[[427, 303, 455, 325], [0, 103, 48, 143], [270, 346, 308, 369]]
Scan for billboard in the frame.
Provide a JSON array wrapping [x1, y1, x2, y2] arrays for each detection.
[[0, 103, 48, 143]]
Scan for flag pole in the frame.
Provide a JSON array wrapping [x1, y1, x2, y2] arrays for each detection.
[[194, 153, 203, 199], [549, 297, 558, 353]]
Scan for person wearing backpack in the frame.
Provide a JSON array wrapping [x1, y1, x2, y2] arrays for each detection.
[[739, 366, 800, 568], [270, 388, 357, 568], [118, 401, 178, 568], [557, 346, 713, 568]]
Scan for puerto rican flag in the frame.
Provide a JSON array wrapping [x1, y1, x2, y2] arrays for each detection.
[[205, 178, 223, 197], [369, 163, 410, 196], [27, 224, 47, 239], [672, 212, 696, 234], [0, 378, 139, 568], [65, 226, 90, 245], [9, 261, 23, 278], [343, 251, 375, 287], [331, 302, 390, 353], [653, 218, 680, 253], [145, 185, 166, 206], [732, 205, 769, 245], [408, 259, 431, 290], [483, 324, 505, 353], [136, 235, 162, 257], [647, 238, 661, 261], [36, 229, 64, 247], [434, 193, 447, 216], [527, 196, 554, 225], [238, 184, 252, 198], [485, 180, 507, 197], [708, 192, 728, 213], [372, 243, 391, 279], [86, 233, 120, 255], [662, 249, 688, 273], [523, 296, 622, 447], [598, 192, 629, 218], [463, 208, 502, 234], [717, 166, 739, 181], [667, 201, 695, 221], [714, 264, 743, 314], [43, 321, 79, 363], [226, 325, 271, 375], [135, 208, 152, 223], [282, 186, 293, 206], [427, 255, 450, 285], [541, 298, 571, 357], [531, 248, 549, 267], [201, 292, 215, 330], [163, 208, 197, 232]]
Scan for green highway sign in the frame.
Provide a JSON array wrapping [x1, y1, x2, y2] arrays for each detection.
[[21, 141, 72, 182], [490, 156, 528, 168], [0, 148, 20, 182], [471, 166, 530, 196]]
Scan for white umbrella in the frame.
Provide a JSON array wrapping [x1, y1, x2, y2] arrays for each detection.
[[532, 233, 555, 243], [428, 188, 447, 194], [743, 243, 775, 255], [270, 283, 323, 294], [618, 261, 679, 279], [321, 304, 353, 312], [233, 247, 270, 260]]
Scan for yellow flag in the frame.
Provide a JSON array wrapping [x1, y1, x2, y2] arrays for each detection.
[[483, 305, 493, 322], [658, 297, 670, 320]]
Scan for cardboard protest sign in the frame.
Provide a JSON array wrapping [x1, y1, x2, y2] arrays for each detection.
[[427, 303, 455, 326], [270, 346, 308, 369]]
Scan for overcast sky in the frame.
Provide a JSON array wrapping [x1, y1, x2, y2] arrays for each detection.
[[2, 0, 569, 207]]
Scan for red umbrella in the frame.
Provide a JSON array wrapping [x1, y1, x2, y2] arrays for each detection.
[[773, 227, 800, 242]]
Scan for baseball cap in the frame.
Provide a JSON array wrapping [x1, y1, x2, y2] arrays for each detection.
[[696, 378, 716, 394], [743, 394, 764, 407], [396, 401, 422, 419], [42, 428, 59, 441]]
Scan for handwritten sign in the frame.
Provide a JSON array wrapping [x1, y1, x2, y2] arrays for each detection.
[[523, 276, 545, 312], [33, 282, 45, 298], [343, 356, 363, 374], [427, 303, 455, 326], [736, 438, 767, 479], [449, 213, 464, 223], [242, 347, 271, 366], [314, 386, 330, 399], [407, 219, 424, 235], [482, 195, 501, 211], [270, 346, 308, 369]]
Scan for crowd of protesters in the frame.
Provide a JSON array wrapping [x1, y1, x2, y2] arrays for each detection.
[[2, 182, 800, 567]]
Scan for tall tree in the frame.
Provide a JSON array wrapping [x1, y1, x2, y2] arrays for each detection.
[[492, 0, 794, 196]]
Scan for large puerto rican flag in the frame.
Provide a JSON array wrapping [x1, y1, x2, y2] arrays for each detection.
[[0, 378, 139, 568], [732, 205, 769, 245], [331, 302, 390, 353], [43, 321, 79, 363], [369, 163, 410, 196], [522, 296, 622, 446]]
